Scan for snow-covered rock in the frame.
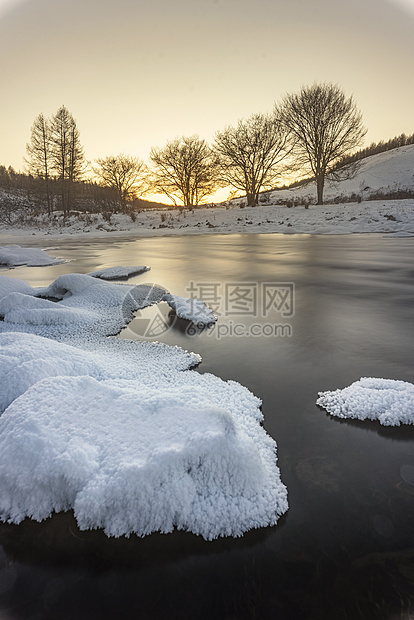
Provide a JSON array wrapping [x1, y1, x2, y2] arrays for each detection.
[[0, 274, 165, 339], [0, 271, 287, 539], [0, 275, 39, 297], [88, 265, 150, 280], [163, 293, 217, 326], [0, 244, 65, 266], [317, 377, 414, 426], [0, 332, 288, 540]]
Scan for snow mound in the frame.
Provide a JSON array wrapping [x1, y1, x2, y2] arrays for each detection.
[[0, 275, 39, 298], [0, 332, 102, 412], [88, 266, 150, 280], [0, 332, 288, 539], [163, 293, 217, 326], [0, 245, 65, 267], [317, 377, 414, 426], [0, 331, 201, 412]]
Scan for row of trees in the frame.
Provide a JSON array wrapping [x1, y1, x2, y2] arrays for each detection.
[[25, 83, 368, 210], [25, 106, 84, 215], [334, 132, 414, 170]]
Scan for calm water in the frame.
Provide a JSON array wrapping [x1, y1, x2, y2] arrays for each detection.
[[0, 233, 414, 619]]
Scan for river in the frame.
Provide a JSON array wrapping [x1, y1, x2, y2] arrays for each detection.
[[0, 232, 413, 619]]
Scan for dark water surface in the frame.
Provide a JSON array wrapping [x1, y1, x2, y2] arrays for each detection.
[[1, 233, 414, 619]]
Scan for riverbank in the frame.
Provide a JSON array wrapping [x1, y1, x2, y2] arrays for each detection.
[[1, 199, 413, 244]]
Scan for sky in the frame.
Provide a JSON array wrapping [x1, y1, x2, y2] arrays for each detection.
[[0, 0, 413, 201]]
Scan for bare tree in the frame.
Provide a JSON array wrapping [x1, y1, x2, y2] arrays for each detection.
[[150, 136, 218, 208], [94, 154, 149, 210], [279, 82, 367, 205], [25, 113, 52, 215], [214, 111, 290, 206], [214, 113, 288, 207], [50, 106, 85, 213]]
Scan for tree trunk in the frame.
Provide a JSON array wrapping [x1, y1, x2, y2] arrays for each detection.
[[316, 174, 324, 205], [45, 175, 51, 216], [247, 192, 257, 206], [68, 181, 72, 213], [60, 178, 68, 215]]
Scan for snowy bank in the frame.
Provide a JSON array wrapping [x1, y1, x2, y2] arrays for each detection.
[[1, 145, 414, 241], [0, 332, 288, 539], [317, 377, 414, 426], [0, 200, 413, 242], [0, 244, 65, 266]]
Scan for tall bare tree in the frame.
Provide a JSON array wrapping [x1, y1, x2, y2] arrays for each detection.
[[50, 106, 84, 213], [94, 154, 149, 210], [150, 136, 218, 208], [214, 112, 290, 206], [25, 113, 52, 214], [279, 82, 367, 204]]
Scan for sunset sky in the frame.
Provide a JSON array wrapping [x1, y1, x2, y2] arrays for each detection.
[[0, 0, 413, 199]]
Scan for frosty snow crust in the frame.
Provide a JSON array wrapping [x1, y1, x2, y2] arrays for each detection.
[[0, 273, 165, 339], [0, 273, 288, 539], [317, 377, 414, 426], [0, 333, 287, 539]]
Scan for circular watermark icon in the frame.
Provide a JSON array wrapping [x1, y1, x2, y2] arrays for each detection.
[[120, 282, 177, 339]]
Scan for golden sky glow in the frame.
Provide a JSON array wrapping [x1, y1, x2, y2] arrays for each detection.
[[0, 0, 413, 202]]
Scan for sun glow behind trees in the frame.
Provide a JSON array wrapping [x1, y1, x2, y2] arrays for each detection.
[[15, 80, 412, 211]]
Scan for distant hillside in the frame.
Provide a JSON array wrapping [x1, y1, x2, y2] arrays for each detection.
[[334, 132, 414, 168], [265, 144, 414, 206]]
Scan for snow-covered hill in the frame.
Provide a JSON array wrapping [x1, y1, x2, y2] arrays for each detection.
[[268, 144, 414, 205]]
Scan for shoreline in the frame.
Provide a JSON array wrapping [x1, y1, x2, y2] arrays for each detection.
[[0, 199, 413, 244]]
